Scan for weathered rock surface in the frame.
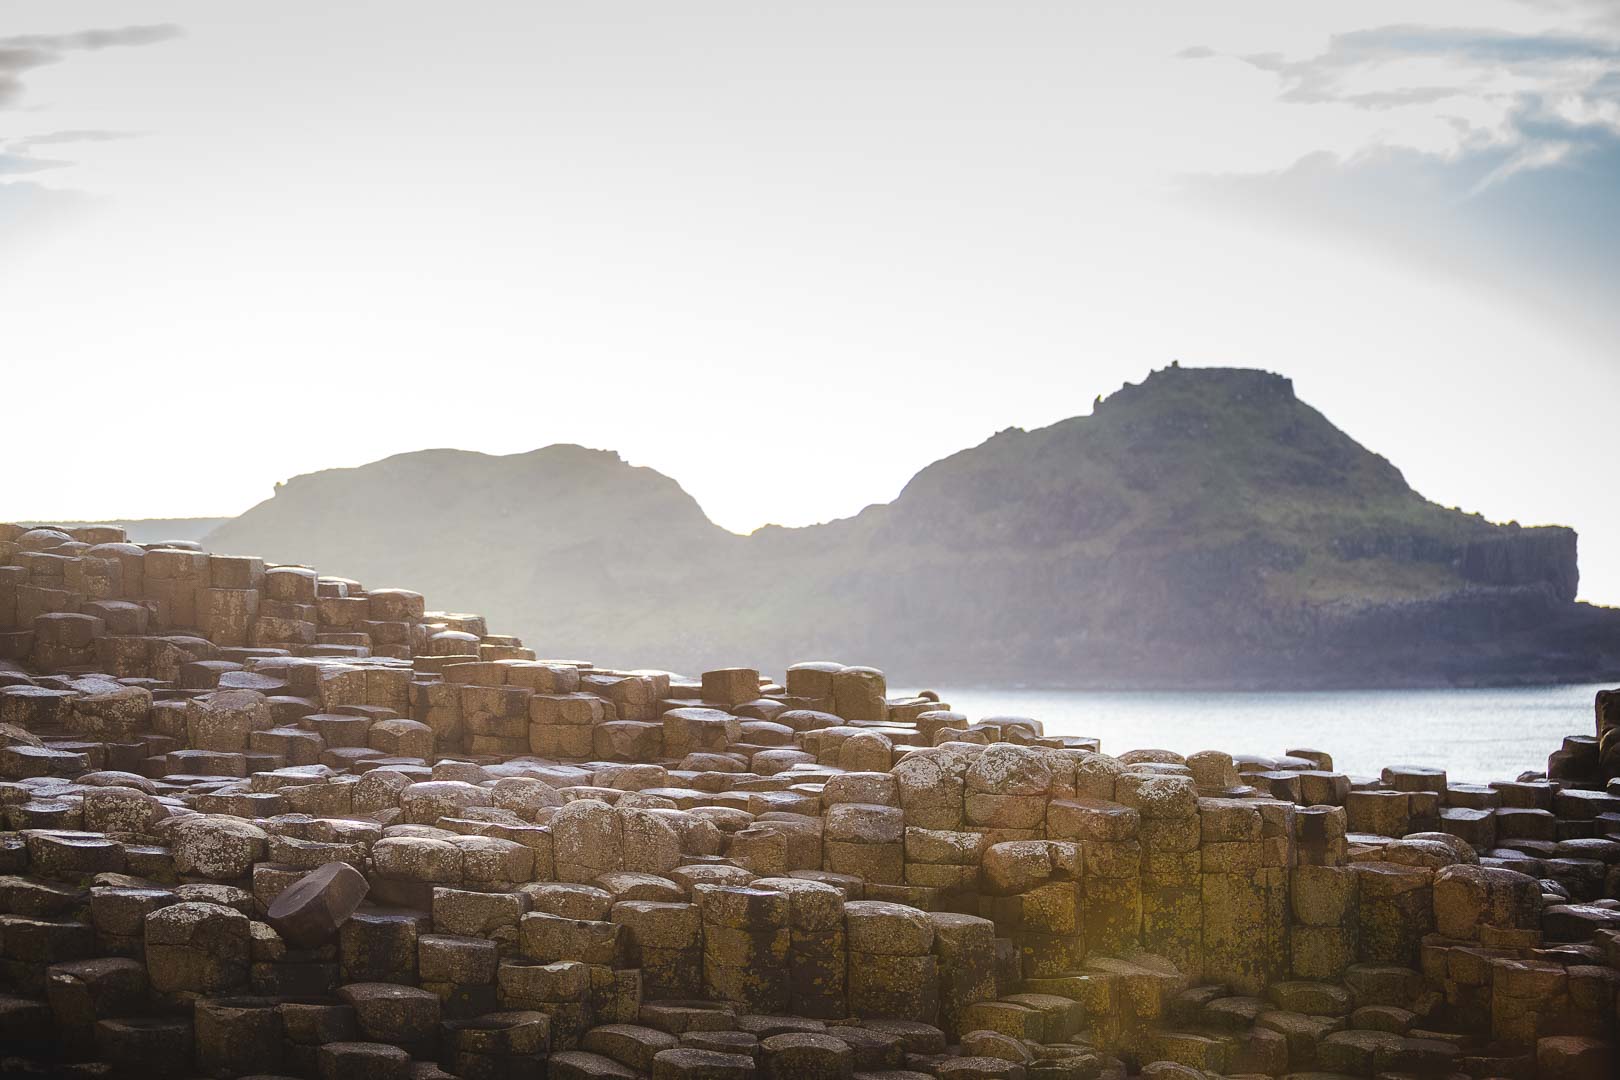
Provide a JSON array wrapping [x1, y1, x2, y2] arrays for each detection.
[[0, 517, 1614, 1080]]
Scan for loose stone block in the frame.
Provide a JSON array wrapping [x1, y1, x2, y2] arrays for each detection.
[[266, 860, 370, 947]]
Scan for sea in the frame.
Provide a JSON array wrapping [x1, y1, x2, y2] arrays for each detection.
[[928, 683, 1610, 785]]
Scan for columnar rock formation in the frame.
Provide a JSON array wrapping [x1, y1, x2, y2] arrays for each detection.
[[0, 521, 1616, 1080]]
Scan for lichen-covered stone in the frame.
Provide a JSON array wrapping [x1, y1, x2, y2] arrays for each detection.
[[167, 815, 268, 880]]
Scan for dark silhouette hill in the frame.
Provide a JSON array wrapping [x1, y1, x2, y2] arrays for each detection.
[[204, 367, 1620, 687]]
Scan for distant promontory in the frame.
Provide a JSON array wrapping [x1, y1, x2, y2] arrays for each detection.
[[201, 366, 1620, 688]]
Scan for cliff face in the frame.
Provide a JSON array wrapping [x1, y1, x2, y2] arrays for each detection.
[[204, 367, 1619, 687], [1460, 529, 1579, 600]]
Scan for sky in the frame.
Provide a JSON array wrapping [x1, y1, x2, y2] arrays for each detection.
[[2, 1, 1618, 604]]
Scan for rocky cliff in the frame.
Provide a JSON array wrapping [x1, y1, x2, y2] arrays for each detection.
[[204, 366, 1620, 687]]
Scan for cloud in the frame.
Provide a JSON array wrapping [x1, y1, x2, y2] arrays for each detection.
[[0, 180, 97, 249], [0, 24, 182, 108], [1181, 16, 1620, 345], [0, 27, 178, 254], [0, 129, 142, 185], [1231, 24, 1620, 108], [1513, 0, 1620, 32], [10, 129, 138, 151], [1184, 97, 1620, 343], [0, 26, 183, 52], [1336, 86, 1463, 110], [1193, 22, 1620, 133], [0, 151, 70, 175], [0, 129, 136, 176]]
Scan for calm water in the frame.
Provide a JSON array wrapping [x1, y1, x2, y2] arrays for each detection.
[[927, 684, 1609, 785]]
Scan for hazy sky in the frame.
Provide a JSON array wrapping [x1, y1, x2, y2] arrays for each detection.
[[4, 2, 1619, 603]]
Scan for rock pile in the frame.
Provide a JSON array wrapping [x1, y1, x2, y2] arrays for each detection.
[[0, 521, 1616, 1079]]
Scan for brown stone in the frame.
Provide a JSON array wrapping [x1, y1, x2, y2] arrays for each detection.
[[266, 861, 371, 948]]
